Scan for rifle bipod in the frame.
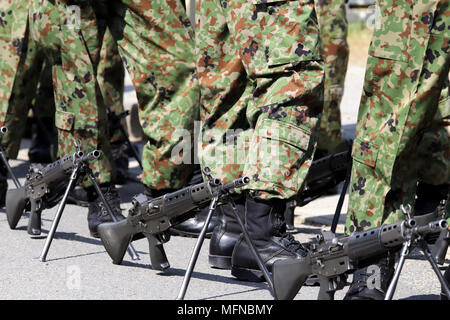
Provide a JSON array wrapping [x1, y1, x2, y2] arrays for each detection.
[[384, 205, 450, 300], [38, 153, 140, 262], [176, 192, 276, 299]]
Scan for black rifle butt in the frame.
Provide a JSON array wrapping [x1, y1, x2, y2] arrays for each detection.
[[272, 257, 310, 300], [98, 219, 134, 265], [146, 234, 170, 271], [6, 187, 27, 229]]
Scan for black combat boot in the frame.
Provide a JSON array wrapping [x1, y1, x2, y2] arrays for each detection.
[[441, 265, 450, 300], [208, 196, 246, 269], [168, 206, 217, 238], [343, 253, 396, 300], [28, 117, 54, 164], [231, 196, 308, 282], [87, 184, 125, 238], [0, 162, 7, 207], [67, 186, 90, 207]]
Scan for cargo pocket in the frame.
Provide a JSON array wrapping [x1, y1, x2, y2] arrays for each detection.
[[55, 110, 75, 132], [351, 137, 380, 169], [245, 118, 314, 194], [240, 0, 321, 76]]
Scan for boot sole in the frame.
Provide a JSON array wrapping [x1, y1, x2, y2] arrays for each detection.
[[231, 266, 267, 283], [67, 196, 89, 208], [208, 254, 232, 270], [167, 229, 212, 239]]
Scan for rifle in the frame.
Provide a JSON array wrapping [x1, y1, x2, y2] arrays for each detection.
[[6, 150, 98, 235], [272, 205, 450, 300], [98, 168, 250, 270], [99, 168, 276, 299]]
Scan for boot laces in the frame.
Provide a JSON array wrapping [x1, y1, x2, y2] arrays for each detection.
[[97, 187, 121, 218], [273, 222, 307, 253]]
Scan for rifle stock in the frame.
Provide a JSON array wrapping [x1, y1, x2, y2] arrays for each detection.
[[99, 219, 134, 265], [273, 257, 311, 300], [6, 187, 27, 229]]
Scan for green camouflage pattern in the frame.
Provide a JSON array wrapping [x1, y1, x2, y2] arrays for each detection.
[[97, 28, 126, 144], [314, 0, 349, 151], [195, 0, 324, 200], [345, 0, 450, 234], [27, 0, 115, 185], [93, 0, 200, 190]]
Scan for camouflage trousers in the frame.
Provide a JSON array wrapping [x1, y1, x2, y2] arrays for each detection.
[[0, 1, 125, 187], [93, 0, 200, 190], [345, 0, 450, 234], [196, 0, 324, 200], [314, 0, 349, 151], [26, 0, 115, 185]]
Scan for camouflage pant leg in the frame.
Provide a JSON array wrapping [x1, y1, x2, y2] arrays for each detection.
[[28, 0, 114, 185], [104, 0, 199, 190], [345, 0, 450, 234], [315, 0, 349, 151], [0, 3, 30, 158], [196, 0, 324, 200], [1, 18, 47, 159], [0, 2, 25, 123], [97, 27, 126, 144], [34, 61, 56, 119]]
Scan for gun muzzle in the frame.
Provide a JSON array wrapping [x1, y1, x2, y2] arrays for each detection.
[[0, 126, 7, 136], [5, 187, 28, 229], [272, 257, 311, 300], [221, 176, 250, 192], [80, 150, 101, 162], [98, 219, 134, 265], [414, 219, 448, 236]]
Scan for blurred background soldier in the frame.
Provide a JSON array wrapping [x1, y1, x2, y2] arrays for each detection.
[[91, 0, 216, 237], [344, 0, 449, 300], [314, 0, 349, 160]]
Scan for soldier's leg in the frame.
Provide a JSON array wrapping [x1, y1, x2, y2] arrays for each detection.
[[29, 0, 123, 237], [196, 0, 324, 275], [97, 27, 128, 184], [414, 83, 450, 218], [104, 0, 199, 193], [344, 0, 449, 300], [315, 0, 349, 153], [28, 60, 57, 164], [0, 3, 41, 160], [0, 3, 35, 205]]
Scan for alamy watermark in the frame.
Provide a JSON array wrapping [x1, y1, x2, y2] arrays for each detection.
[[66, 265, 81, 290], [66, 5, 81, 30]]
